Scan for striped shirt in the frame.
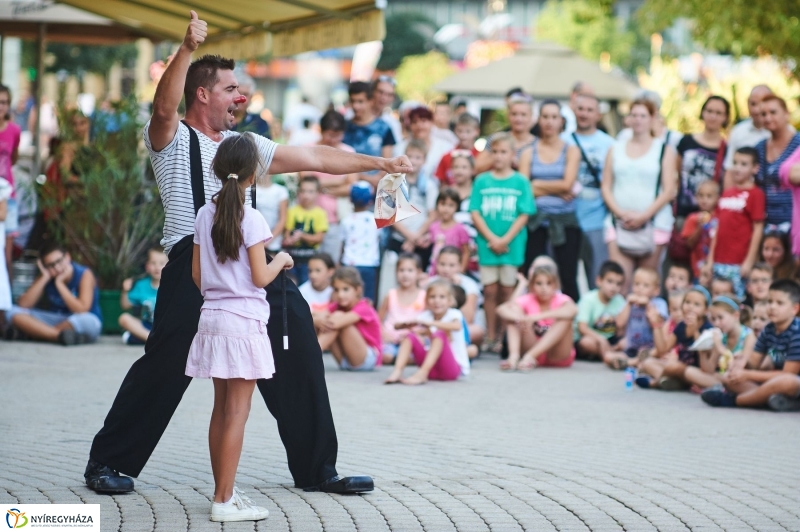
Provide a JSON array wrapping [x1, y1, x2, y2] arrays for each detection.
[[144, 121, 277, 254], [755, 134, 800, 227], [754, 317, 800, 370]]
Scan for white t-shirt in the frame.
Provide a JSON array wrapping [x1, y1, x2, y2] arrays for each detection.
[[418, 307, 470, 376], [340, 210, 380, 267], [144, 122, 278, 254], [429, 273, 483, 307], [254, 183, 289, 250], [298, 281, 333, 313]]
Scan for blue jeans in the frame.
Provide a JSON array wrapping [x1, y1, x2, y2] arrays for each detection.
[[292, 262, 309, 286], [356, 266, 378, 305]]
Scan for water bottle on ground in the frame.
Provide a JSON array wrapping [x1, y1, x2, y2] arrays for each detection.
[[625, 366, 635, 392]]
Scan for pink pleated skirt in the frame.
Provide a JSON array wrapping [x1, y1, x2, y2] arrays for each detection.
[[186, 308, 275, 380]]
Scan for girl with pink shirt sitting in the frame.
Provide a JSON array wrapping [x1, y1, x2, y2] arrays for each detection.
[[429, 188, 471, 275], [497, 263, 578, 371], [378, 253, 426, 364], [384, 279, 471, 385], [318, 267, 382, 371]]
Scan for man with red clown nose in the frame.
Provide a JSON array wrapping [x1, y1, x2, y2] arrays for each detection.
[[84, 10, 412, 494]]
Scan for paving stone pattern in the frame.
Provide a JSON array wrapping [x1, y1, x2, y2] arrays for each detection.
[[1, 338, 798, 531]]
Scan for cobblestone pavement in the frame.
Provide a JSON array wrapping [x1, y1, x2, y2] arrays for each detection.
[[1, 338, 798, 532]]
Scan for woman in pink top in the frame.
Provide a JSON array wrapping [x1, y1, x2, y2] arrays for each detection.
[[497, 263, 578, 371], [318, 266, 382, 371], [378, 253, 426, 363], [185, 135, 294, 522], [0, 85, 21, 267], [778, 144, 800, 257]]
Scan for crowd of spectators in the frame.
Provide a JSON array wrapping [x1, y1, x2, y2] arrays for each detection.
[[2, 75, 799, 412]]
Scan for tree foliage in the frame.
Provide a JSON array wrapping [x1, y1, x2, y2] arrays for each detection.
[[638, 0, 800, 75], [536, 0, 648, 74], [22, 41, 138, 76], [377, 12, 439, 71], [395, 51, 454, 105]]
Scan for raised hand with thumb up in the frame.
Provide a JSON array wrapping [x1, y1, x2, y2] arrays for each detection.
[[183, 10, 207, 52]]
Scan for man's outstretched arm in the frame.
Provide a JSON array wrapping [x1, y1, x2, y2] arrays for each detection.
[[270, 144, 412, 177], [149, 11, 207, 152]]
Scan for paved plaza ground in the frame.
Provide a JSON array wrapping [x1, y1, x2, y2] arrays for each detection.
[[1, 337, 799, 532]]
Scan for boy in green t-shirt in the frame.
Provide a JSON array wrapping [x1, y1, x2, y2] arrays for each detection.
[[574, 260, 626, 360], [469, 133, 536, 352]]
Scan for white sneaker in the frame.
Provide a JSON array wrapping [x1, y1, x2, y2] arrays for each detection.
[[121, 332, 131, 344], [210, 488, 269, 522]]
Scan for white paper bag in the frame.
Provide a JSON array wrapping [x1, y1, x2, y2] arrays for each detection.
[[374, 173, 421, 228], [688, 328, 715, 351]]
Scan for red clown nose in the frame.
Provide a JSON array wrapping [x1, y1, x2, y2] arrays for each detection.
[[233, 96, 247, 104]]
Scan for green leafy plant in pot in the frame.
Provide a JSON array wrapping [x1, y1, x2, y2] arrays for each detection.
[[41, 98, 164, 333]]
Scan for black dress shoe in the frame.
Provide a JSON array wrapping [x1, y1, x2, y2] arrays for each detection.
[[84, 458, 134, 493], [303, 475, 374, 494]]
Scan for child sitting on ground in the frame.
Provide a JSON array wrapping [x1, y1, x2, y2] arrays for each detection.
[[636, 286, 713, 390], [710, 276, 736, 299], [378, 253, 426, 364], [283, 175, 329, 286], [664, 263, 692, 294], [603, 267, 668, 370], [429, 188, 471, 275], [385, 279, 470, 385], [428, 246, 485, 347], [574, 260, 626, 361], [497, 263, 578, 371], [684, 295, 755, 391], [750, 300, 769, 338], [119, 247, 168, 345], [340, 181, 381, 303], [317, 267, 382, 371], [6, 241, 102, 346], [299, 252, 335, 319], [744, 262, 773, 306], [470, 133, 536, 353], [702, 279, 800, 412], [702, 147, 765, 297], [681, 180, 719, 281]]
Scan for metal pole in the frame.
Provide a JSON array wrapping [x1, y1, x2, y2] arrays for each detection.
[[33, 23, 45, 176]]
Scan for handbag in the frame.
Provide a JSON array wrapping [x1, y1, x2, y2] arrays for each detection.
[[615, 142, 666, 257]]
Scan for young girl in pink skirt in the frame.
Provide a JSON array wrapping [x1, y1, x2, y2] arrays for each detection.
[[384, 279, 470, 385], [186, 134, 293, 523]]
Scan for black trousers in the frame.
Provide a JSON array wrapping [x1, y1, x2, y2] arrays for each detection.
[[89, 236, 338, 488], [523, 225, 582, 302]]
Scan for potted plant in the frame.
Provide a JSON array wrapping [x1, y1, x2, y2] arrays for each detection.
[[40, 98, 164, 333]]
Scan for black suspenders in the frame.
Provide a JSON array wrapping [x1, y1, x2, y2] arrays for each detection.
[[183, 122, 287, 349]]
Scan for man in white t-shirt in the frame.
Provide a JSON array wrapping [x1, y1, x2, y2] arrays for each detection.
[[85, 10, 412, 498]]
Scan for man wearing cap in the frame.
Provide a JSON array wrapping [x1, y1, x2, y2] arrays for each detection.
[[84, 11, 411, 495]]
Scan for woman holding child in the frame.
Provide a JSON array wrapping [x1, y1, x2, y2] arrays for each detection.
[[601, 99, 678, 292]]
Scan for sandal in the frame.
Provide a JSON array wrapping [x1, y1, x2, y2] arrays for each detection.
[[517, 356, 537, 372], [500, 354, 519, 371], [611, 357, 629, 370]]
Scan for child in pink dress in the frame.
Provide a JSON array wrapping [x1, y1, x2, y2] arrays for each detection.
[[186, 135, 293, 523], [378, 253, 426, 364], [428, 188, 471, 275], [317, 267, 383, 371]]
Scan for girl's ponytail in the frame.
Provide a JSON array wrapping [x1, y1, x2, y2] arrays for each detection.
[[210, 134, 262, 263]]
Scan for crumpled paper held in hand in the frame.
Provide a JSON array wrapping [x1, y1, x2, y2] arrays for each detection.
[[374, 173, 421, 228]]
